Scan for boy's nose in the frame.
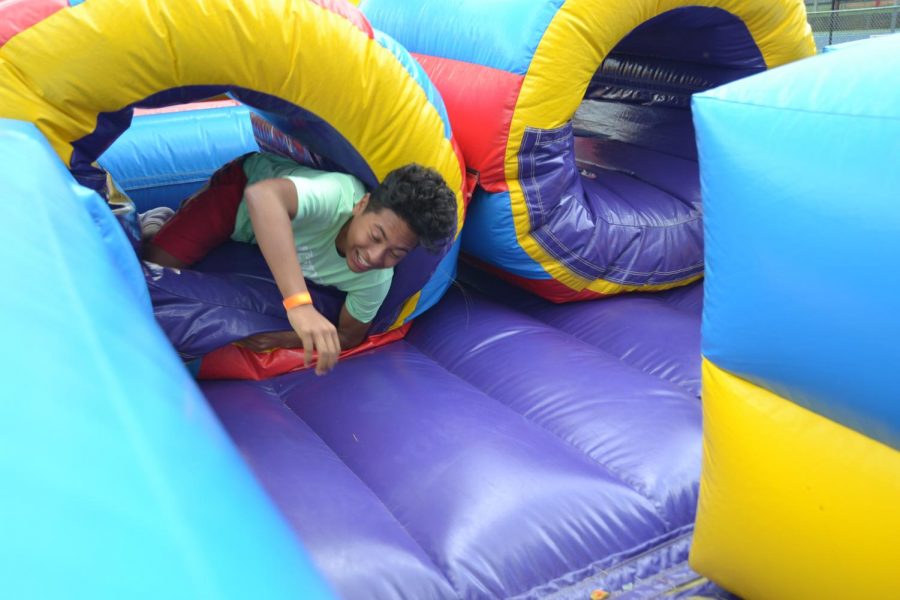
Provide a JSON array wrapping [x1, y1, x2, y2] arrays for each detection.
[[370, 245, 388, 266]]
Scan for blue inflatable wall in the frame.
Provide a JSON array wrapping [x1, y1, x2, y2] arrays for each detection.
[[0, 119, 333, 599]]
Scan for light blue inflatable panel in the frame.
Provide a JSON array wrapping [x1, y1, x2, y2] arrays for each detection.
[[98, 105, 259, 211], [362, 0, 563, 74], [0, 119, 332, 600], [696, 34, 900, 449]]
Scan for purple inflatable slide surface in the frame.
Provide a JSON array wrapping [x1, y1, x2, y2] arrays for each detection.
[[199, 255, 721, 598]]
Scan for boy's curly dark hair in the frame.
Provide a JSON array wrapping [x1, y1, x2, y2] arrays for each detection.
[[367, 164, 457, 253]]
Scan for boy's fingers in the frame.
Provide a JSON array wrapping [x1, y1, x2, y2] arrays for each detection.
[[301, 333, 314, 367], [326, 333, 340, 368], [314, 333, 330, 375], [323, 351, 339, 374]]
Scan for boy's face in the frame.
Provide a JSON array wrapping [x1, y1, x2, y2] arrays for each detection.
[[342, 194, 418, 273]]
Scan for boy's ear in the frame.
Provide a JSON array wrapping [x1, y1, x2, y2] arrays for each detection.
[[353, 193, 370, 215]]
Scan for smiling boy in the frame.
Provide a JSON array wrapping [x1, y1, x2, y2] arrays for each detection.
[[142, 152, 457, 375]]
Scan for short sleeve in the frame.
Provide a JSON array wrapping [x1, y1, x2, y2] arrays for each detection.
[[286, 173, 352, 230], [344, 272, 393, 323]]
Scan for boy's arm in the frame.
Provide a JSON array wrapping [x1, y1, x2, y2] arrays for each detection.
[[244, 178, 340, 375]]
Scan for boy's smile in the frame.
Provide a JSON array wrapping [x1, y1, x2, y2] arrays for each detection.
[[337, 194, 418, 272]]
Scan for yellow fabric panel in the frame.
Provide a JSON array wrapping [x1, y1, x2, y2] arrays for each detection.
[[389, 290, 421, 330], [502, 0, 814, 292], [585, 272, 704, 296], [691, 359, 900, 600], [105, 172, 132, 206]]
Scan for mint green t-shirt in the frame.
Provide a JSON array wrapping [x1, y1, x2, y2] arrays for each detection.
[[231, 153, 393, 323]]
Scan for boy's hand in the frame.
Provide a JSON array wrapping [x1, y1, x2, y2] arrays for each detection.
[[287, 304, 341, 375]]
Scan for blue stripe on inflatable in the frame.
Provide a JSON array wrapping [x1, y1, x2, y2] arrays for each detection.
[[696, 34, 900, 449], [373, 30, 453, 140], [362, 0, 565, 74], [408, 237, 462, 321], [461, 189, 550, 279], [71, 85, 234, 193], [99, 105, 259, 211], [0, 119, 334, 599], [72, 84, 376, 196]]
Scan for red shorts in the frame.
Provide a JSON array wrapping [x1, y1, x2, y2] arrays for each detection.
[[150, 155, 250, 265]]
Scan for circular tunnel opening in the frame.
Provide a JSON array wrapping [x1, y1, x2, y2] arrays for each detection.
[[572, 7, 767, 234]]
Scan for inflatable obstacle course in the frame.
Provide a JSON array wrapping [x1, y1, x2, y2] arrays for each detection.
[[5, 0, 897, 598]]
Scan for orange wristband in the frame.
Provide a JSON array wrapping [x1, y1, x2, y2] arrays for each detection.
[[282, 292, 313, 311]]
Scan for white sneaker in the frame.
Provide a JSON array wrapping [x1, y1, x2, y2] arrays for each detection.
[[139, 206, 175, 241]]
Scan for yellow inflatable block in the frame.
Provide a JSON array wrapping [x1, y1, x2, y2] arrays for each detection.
[[692, 360, 900, 599]]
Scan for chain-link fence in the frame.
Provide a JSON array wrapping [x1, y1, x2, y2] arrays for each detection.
[[806, 2, 900, 50]]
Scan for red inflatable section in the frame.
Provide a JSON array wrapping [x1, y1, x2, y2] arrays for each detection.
[[198, 323, 411, 380], [413, 54, 522, 193], [0, 0, 66, 46], [462, 256, 606, 303]]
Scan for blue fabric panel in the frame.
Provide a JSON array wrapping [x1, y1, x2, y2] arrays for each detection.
[[407, 236, 461, 321], [75, 85, 374, 194], [362, 0, 565, 74], [0, 120, 332, 598], [70, 85, 230, 192], [373, 30, 453, 140], [461, 188, 550, 279], [99, 105, 259, 211], [696, 34, 900, 449]]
